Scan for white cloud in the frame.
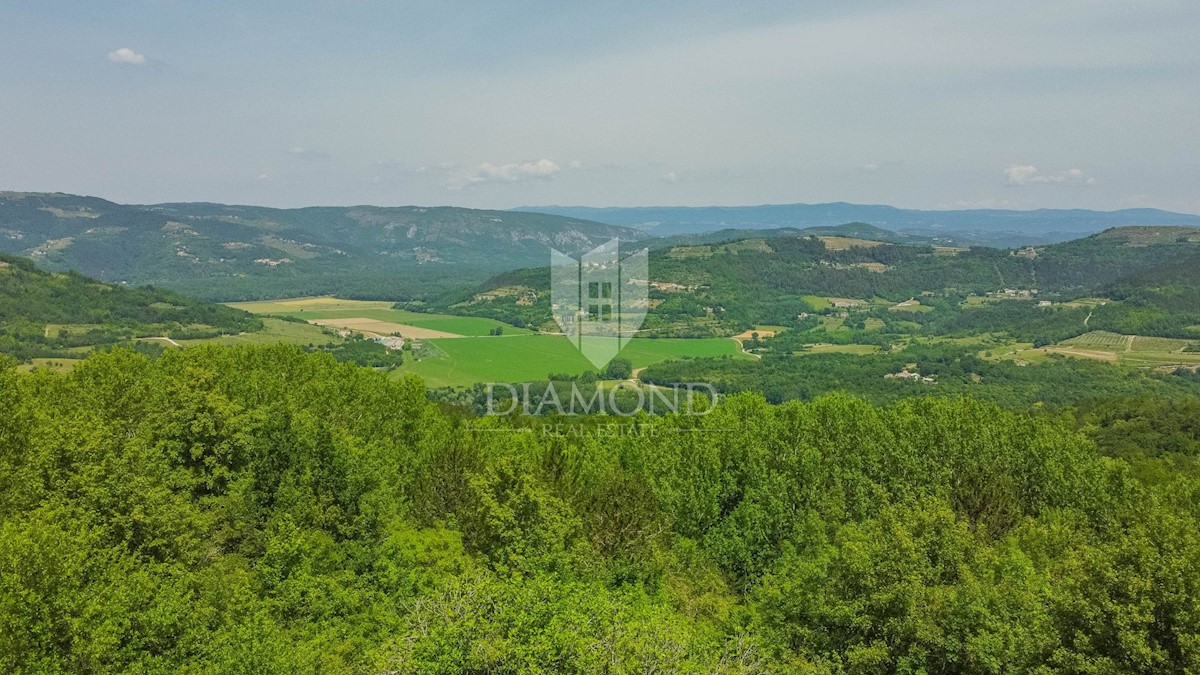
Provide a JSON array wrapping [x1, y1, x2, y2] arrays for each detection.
[[106, 48, 147, 65], [1005, 164, 1096, 186], [446, 159, 561, 189], [861, 160, 902, 173], [287, 147, 330, 160]]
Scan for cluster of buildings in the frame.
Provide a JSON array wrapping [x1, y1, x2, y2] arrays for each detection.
[[253, 257, 292, 267], [372, 336, 406, 350], [884, 369, 937, 384]]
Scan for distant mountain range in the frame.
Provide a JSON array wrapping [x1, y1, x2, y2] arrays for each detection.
[[0, 192, 643, 300], [516, 203, 1200, 246], [7, 192, 1199, 303]]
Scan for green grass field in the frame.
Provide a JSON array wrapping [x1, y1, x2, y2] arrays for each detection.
[[396, 335, 749, 388], [227, 297, 514, 336], [983, 343, 1048, 364], [1120, 351, 1200, 367], [802, 295, 832, 311], [178, 318, 338, 347], [15, 358, 83, 373], [1131, 335, 1192, 352], [818, 316, 846, 331], [1064, 331, 1130, 350]]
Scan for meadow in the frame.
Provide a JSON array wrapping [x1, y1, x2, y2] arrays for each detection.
[[397, 334, 749, 387], [227, 297, 753, 387]]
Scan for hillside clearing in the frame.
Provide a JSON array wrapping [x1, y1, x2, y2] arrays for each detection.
[[817, 236, 884, 250]]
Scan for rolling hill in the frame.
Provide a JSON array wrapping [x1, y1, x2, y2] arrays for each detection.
[[0, 192, 644, 301], [0, 252, 261, 360], [426, 225, 1200, 335]]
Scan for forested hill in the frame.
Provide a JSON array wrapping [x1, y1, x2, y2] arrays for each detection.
[[0, 192, 643, 301], [428, 225, 1200, 331], [0, 253, 260, 358], [646, 221, 944, 249]]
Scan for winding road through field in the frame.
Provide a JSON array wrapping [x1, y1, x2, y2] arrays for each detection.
[[732, 337, 763, 359]]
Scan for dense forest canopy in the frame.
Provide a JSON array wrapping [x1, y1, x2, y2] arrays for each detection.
[[2, 345, 1198, 672]]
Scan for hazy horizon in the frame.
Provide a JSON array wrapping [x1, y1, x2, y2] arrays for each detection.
[[6, 191, 1200, 218]]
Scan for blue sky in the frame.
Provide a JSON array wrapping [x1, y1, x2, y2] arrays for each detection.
[[1, 0, 1198, 212]]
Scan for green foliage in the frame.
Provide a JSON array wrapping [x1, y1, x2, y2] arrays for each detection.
[[0, 253, 260, 360], [604, 357, 634, 380], [315, 337, 405, 368], [2, 346, 1199, 672], [641, 344, 1200, 408]]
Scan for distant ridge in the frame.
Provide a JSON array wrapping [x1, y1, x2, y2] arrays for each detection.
[[0, 192, 644, 301], [515, 202, 1200, 245]]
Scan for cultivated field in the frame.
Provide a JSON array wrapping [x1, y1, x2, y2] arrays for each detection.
[[310, 317, 461, 339], [1044, 331, 1200, 367], [799, 343, 881, 355], [1063, 331, 1130, 350], [1131, 335, 1192, 352], [226, 297, 397, 313], [817, 236, 884, 250], [396, 335, 750, 388], [227, 297, 515, 336]]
